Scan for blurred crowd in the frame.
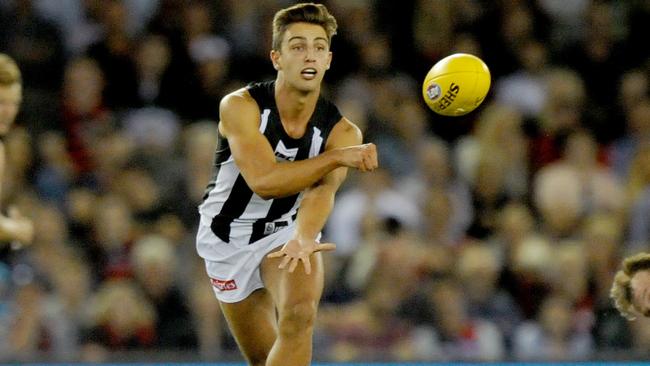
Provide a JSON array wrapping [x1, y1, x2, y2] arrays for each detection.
[[0, 0, 649, 363]]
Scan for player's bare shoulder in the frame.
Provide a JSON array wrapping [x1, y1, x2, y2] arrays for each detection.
[[326, 117, 363, 149], [219, 88, 261, 137]]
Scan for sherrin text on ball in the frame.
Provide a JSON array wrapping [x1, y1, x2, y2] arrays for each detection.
[[422, 53, 491, 116]]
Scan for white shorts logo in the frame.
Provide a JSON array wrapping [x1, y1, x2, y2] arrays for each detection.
[[264, 221, 288, 235], [210, 278, 237, 291]]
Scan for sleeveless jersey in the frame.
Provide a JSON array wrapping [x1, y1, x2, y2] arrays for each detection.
[[198, 81, 342, 245]]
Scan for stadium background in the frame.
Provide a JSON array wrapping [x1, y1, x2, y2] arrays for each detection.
[[1, 0, 650, 363]]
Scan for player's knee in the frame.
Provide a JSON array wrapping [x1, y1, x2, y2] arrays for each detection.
[[278, 300, 317, 338]]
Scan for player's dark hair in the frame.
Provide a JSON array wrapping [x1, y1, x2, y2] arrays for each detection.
[[272, 3, 337, 51]]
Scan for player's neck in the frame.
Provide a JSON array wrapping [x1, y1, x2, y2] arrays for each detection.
[[274, 77, 319, 122]]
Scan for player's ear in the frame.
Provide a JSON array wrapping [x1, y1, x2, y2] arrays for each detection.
[[326, 51, 332, 70], [270, 50, 281, 70]]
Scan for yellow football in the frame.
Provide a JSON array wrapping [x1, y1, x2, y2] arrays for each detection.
[[422, 53, 491, 116]]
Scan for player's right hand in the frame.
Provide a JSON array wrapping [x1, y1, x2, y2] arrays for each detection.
[[336, 143, 378, 172]]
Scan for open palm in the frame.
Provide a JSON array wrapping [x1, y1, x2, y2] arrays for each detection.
[[267, 238, 336, 274]]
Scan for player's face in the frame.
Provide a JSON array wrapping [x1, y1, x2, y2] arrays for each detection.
[[0, 83, 21, 136], [631, 269, 650, 317], [272, 22, 332, 92]]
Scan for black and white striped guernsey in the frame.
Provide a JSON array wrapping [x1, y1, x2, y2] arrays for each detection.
[[198, 80, 342, 245]]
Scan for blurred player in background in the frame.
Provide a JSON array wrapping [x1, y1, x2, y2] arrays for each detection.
[[611, 252, 650, 319], [195, 3, 377, 366], [0, 53, 34, 246]]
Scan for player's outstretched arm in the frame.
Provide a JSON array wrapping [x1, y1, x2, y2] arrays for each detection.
[[268, 117, 364, 273], [220, 90, 377, 199]]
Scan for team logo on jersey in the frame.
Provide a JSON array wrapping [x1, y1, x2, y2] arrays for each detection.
[[274, 140, 298, 161], [210, 277, 237, 291]]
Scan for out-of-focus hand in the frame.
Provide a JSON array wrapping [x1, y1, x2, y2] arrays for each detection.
[[267, 237, 336, 274], [5, 206, 34, 245]]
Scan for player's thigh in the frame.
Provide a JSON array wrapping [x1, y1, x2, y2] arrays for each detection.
[[219, 288, 276, 362], [261, 251, 326, 314]]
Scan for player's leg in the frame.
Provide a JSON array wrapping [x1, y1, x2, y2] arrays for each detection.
[[218, 288, 277, 366], [261, 251, 326, 366]]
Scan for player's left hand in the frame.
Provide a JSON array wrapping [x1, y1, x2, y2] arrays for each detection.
[[267, 238, 336, 274]]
